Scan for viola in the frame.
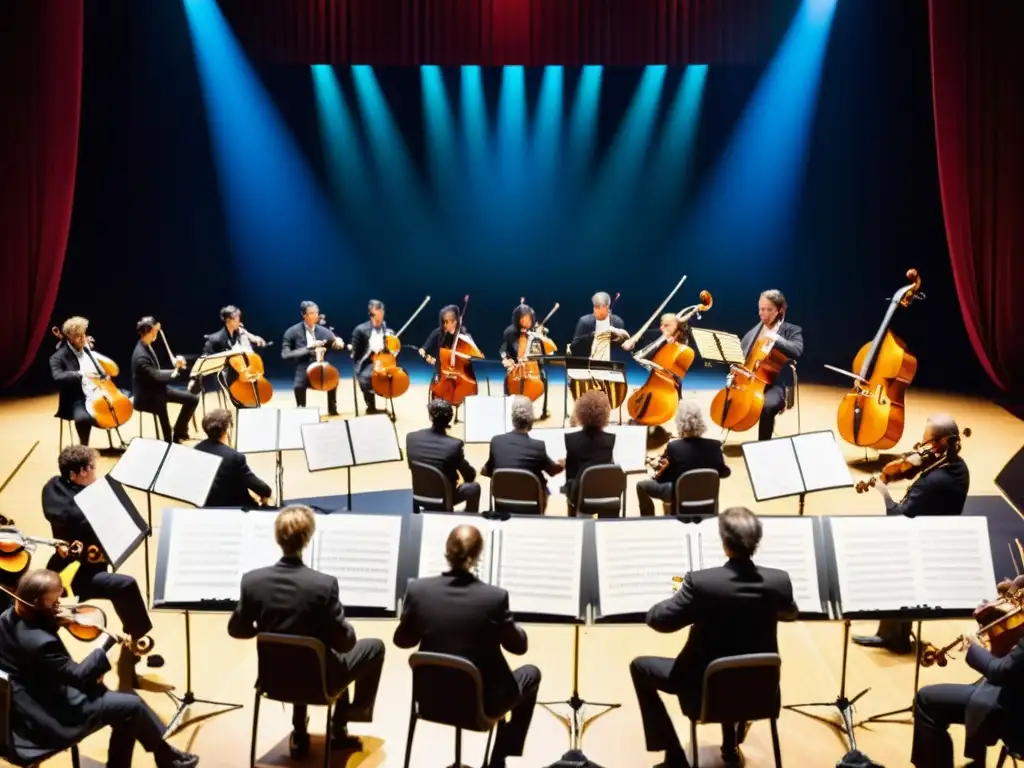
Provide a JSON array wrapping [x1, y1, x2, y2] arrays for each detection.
[[505, 300, 559, 403], [370, 296, 430, 401], [922, 575, 1024, 668], [227, 324, 274, 407], [429, 296, 483, 407], [307, 314, 343, 392], [854, 427, 971, 493], [832, 269, 924, 448], [51, 326, 133, 431]]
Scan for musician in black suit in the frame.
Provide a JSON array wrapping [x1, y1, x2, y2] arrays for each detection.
[[281, 301, 345, 415], [854, 414, 971, 654], [228, 506, 385, 759], [349, 299, 387, 414], [49, 316, 103, 445], [131, 316, 197, 444], [394, 524, 541, 768], [564, 390, 616, 514], [568, 291, 634, 360], [198, 305, 267, 403], [194, 409, 272, 508], [418, 304, 476, 377], [739, 290, 804, 441], [0, 570, 198, 768], [406, 399, 481, 512], [481, 396, 564, 512], [631, 508, 798, 767], [637, 399, 732, 516], [499, 303, 554, 419]]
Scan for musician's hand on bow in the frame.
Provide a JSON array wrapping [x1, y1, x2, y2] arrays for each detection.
[[502, 357, 513, 370], [173, 356, 187, 369], [83, 371, 101, 380], [763, 329, 780, 341], [249, 334, 266, 347], [331, 339, 345, 351], [621, 339, 635, 351]]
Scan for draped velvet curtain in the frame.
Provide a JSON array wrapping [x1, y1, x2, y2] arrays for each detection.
[[0, 2, 84, 387], [929, 0, 1024, 397]]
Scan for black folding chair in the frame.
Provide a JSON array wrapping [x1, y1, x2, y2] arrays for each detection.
[[490, 468, 545, 515], [665, 469, 720, 518], [573, 464, 626, 518], [410, 461, 453, 512], [0, 669, 91, 767]]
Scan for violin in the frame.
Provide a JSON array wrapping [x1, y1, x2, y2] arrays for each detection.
[[371, 296, 430, 401], [627, 290, 712, 426], [832, 269, 924, 448], [307, 314, 343, 392], [505, 300, 559, 403], [0, 527, 103, 578], [227, 324, 274, 407], [429, 296, 483, 407], [854, 427, 971, 492], [51, 326, 134, 431]]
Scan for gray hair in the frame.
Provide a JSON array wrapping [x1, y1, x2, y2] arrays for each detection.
[[759, 289, 787, 313], [509, 396, 534, 431], [674, 399, 707, 438], [591, 292, 611, 307]]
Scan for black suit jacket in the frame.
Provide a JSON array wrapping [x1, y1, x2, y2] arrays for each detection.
[[0, 607, 112, 757], [963, 638, 1024, 749], [482, 430, 562, 493], [885, 456, 969, 517], [349, 320, 389, 373], [131, 340, 176, 411], [194, 439, 272, 507], [564, 428, 616, 501], [393, 572, 527, 717], [656, 436, 732, 486], [203, 327, 242, 356], [281, 322, 341, 387], [48, 343, 86, 419], [647, 558, 798, 714], [41, 476, 105, 578], [740, 321, 804, 389], [499, 325, 550, 361], [569, 313, 626, 356], [406, 427, 476, 488]]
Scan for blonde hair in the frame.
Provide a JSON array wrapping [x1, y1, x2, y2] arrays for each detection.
[[62, 316, 88, 338], [659, 313, 684, 341], [274, 505, 316, 556]]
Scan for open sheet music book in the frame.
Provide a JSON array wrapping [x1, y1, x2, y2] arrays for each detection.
[[415, 513, 586, 619], [72, 476, 149, 570], [742, 431, 853, 501], [301, 414, 402, 471], [462, 396, 517, 444], [528, 425, 648, 473], [827, 515, 997, 616], [154, 508, 403, 611], [108, 438, 222, 507], [235, 407, 322, 454], [690, 328, 746, 365]]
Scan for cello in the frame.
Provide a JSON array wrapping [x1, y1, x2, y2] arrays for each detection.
[[227, 324, 274, 407], [50, 327, 133, 432], [831, 269, 923, 449], [371, 295, 431, 400], [307, 314, 344, 392], [426, 296, 483, 406], [627, 291, 713, 426], [505, 300, 559, 403], [708, 318, 790, 434]]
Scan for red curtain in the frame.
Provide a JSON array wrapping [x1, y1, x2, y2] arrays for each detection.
[[0, 1, 84, 387], [929, 0, 1024, 397], [218, 0, 789, 65]]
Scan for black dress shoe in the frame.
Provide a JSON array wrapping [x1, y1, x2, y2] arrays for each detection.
[[852, 635, 914, 654], [289, 730, 310, 758], [654, 746, 691, 768], [330, 732, 362, 751]]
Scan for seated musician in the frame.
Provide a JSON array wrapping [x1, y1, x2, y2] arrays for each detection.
[[418, 304, 475, 374], [481, 395, 565, 512], [349, 299, 387, 415], [394, 524, 541, 768], [740, 290, 803, 441], [131, 316, 198, 444], [228, 505, 385, 758], [49, 316, 103, 446], [632, 312, 687, 368], [564, 390, 616, 515], [0, 570, 199, 768], [500, 303, 553, 420], [630, 508, 798, 768], [569, 291, 634, 359], [199, 305, 266, 405], [636, 399, 731, 517], [281, 301, 345, 416], [193, 409, 272, 508], [854, 413, 970, 654], [406, 399, 481, 512], [42, 446, 170, 693]]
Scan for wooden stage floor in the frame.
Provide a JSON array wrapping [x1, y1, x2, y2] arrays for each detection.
[[1, 380, 1022, 768]]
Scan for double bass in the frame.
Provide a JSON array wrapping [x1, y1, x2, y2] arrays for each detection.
[[709, 317, 790, 433], [307, 314, 343, 392], [227, 325, 273, 407], [370, 296, 431, 400], [426, 296, 483, 407], [505, 300, 559, 403], [50, 326, 133, 432], [831, 269, 923, 449]]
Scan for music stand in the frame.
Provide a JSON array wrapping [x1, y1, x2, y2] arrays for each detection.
[[71, 476, 149, 572], [462, 395, 514, 444], [188, 349, 234, 416], [689, 328, 745, 367], [236, 407, 321, 502], [741, 431, 853, 515], [563, 356, 628, 426]]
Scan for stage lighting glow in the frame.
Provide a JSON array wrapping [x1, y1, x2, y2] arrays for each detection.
[[311, 65, 371, 215], [567, 66, 603, 181]]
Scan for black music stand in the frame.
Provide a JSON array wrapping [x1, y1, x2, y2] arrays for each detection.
[[236, 407, 321, 503], [188, 349, 233, 417], [741, 431, 853, 516]]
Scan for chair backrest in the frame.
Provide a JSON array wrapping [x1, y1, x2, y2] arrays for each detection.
[[256, 634, 333, 706], [672, 469, 720, 517], [577, 464, 626, 518], [700, 653, 781, 724], [0, 670, 12, 758], [410, 462, 453, 511], [409, 652, 496, 732], [491, 469, 544, 514]]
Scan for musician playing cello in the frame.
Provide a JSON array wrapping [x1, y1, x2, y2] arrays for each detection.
[[199, 305, 267, 406], [49, 316, 103, 446], [281, 301, 344, 415], [349, 299, 388, 415], [500, 303, 554, 420], [131, 317, 197, 444], [740, 290, 803, 440], [569, 292, 634, 360]]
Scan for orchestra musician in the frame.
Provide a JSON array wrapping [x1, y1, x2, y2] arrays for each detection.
[[854, 414, 970, 654], [394, 524, 541, 768], [630, 508, 798, 768], [569, 291, 634, 359], [281, 301, 344, 415], [131, 316, 198, 444], [0, 570, 199, 768], [193, 409, 272, 508], [637, 399, 731, 517], [564, 390, 616, 516], [418, 304, 475, 377], [481, 395, 565, 513], [349, 299, 387, 415], [48, 316, 103, 446], [228, 505, 385, 759], [500, 303, 553, 420], [41, 446, 171, 693], [405, 399, 481, 512], [199, 305, 266, 403], [740, 290, 803, 440]]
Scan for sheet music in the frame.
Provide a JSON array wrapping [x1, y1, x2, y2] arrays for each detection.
[[108, 438, 168, 490], [530, 429, 569, 464], [239, 511, 311, 571], [235, 408, 280, 454], [313, 515, 402, 610], [153, 444, 222, 506], [914, 517, 996, 611], [73, 477, 142, 566], [463, 396, 510, 443], [792, 431, 852, 492], [301, 421, 354, 471], [279, 408, 322, 451], [595, 520, 691, 617], [566, 369, 625, 383], [417, 514, 494, 580], [690, 328, 745, 365], [606, 426, 648, 472], [348, 414, 402, 465], [162, 510, 246, 603], [829, 517, 921, 613], [493, 518, 584, 617], [742, 439, 805, 500]]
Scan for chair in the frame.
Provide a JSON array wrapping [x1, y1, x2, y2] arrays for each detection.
[[57, 418, 76, 450], [130, 396, 161, 440], [410, 462, 453, 512], [0, 670, 85, 767], [252, 634, 345, 768], [490, 469, 545, 515], [403, 652, 500, 768], [573, 464, 626, 518], [687, 654, 782, 768], [664, 469, 720, 518]]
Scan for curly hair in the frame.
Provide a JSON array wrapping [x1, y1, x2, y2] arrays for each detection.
[[509, 396, 534, 431], [58, 445, 97, 480], [674, 399, 707, 438], [61, 316, 88, 339], [428, 398, 454, 430], [573, 390, 611, 430]]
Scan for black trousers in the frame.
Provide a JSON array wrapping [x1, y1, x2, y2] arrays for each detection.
[[155, 388, 199, 442], [490, 664, 542, 760], [293, 385, 338, 414], [911, 684, 987, 767], [637, 479, 673, 517], [72, 567, 153, 640], [758, 386, 785, 441], [455, 482, 482, 513], [293, 638, 386, 733], [70, 401, 99, 445], [872, 619, 914, 648], [93, 690, 176, 768], [355, 363, 378, 410]]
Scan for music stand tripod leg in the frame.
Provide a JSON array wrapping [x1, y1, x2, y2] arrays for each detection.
[[855, 619, 922, 726]]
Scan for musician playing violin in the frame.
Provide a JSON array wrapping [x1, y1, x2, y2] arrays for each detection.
[[132, 316, 197, 444], [349, 299, 388, 415], [281, 301, 344, 415], [199, 305, 267, 404], [49, 316, 103, 446], [741, 290, 803, 440], [0, 569, 198, 768], [500, 303, 553, 419]]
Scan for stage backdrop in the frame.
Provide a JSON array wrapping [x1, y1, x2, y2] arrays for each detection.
[[13, 0, 992, 401]]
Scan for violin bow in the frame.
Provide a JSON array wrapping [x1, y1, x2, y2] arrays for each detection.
[[392, 295, 431, 340], [625, 275, 688, 347], [450, 295, 470, 367], [537, 302, 560, 328], [0, 441, 39, 500]]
